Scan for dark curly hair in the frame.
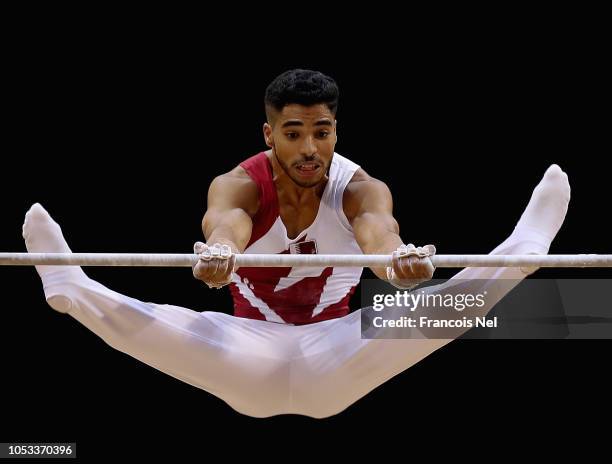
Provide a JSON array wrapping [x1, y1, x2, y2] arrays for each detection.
[[264, 69, 339, 121]]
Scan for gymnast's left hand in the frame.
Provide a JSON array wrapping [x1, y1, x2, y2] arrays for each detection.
[[192, 241, 236, 289], [387, 244, 437, 289]]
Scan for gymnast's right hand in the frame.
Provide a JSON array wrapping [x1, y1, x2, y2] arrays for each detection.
[[192, 241, 236, 289]]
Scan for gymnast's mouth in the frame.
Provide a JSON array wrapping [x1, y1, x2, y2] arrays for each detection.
[[295, 163, 321, 176]]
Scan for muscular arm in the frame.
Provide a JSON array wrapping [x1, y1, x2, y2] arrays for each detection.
[[201, 171, 257, 256], [344, 175, 404, 280]]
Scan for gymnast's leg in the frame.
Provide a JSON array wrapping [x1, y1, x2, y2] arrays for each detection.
[[22, 204, 293, 418], [288, 164, 571, 418]]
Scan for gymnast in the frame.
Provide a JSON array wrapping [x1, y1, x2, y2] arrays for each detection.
[[20, 69, 571, 417]]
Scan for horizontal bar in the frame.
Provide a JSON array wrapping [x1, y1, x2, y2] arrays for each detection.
[[1, 253, 612, 268]]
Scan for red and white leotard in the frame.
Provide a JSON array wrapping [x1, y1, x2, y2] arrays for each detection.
[[228, 151, 364, 325]]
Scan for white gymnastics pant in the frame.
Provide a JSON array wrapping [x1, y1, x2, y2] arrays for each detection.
[[40, 235, 532, 418]]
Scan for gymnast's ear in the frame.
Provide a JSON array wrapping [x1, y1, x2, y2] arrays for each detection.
[[263, 123, 274, 148]]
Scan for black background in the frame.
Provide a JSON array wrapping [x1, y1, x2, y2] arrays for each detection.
[[1, 19, 609, 459]]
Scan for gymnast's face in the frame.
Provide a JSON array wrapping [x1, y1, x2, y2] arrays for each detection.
[[264, 103, 337, 188]]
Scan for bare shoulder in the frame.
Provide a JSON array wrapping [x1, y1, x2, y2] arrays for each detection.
[[345, 168, 392, 196], [343, 168, 393, 220], [225, 164, 254, 180], [208, 165, 259, 217]]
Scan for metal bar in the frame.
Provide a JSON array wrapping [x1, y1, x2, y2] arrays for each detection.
[[1, 253, 611, 268]]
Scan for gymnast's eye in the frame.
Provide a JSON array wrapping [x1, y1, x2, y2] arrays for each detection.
[[285, 132, 299, 140], [317, 131, 330, 138]]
